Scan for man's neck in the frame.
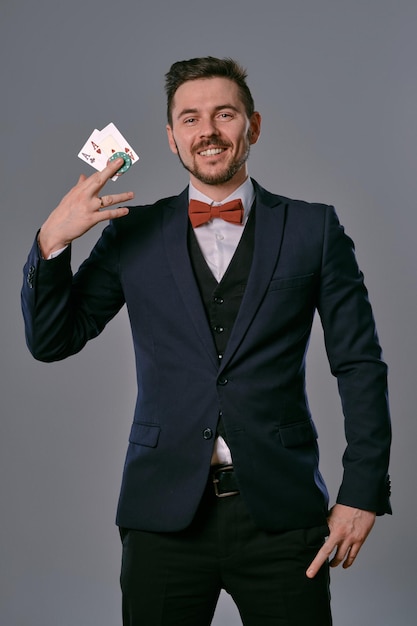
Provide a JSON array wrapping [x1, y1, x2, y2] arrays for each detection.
[[189, 172, 249, 202]]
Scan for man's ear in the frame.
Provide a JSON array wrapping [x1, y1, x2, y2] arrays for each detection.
[[248, 112, 262, 145], [166, 125, 178, 154]]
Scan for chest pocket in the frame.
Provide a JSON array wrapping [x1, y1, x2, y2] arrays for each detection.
[[268, 273, 315, 293]]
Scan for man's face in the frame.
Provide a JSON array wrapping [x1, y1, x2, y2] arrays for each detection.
[[166, 77, 261, 195]]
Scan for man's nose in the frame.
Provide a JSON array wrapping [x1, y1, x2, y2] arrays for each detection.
[[199, 117, 220, 137]]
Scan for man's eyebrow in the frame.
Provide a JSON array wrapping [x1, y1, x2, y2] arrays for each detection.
[[176, 104, 241, 120], [214, 104, 240, 113], [176, 107, 199, 120]]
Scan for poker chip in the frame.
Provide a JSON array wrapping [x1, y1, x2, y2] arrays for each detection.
[[109, 151, 132, 174]]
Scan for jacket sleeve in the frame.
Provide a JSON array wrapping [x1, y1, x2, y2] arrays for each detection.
[[317, 206, 391, 515], [21, 224, 124, 362]]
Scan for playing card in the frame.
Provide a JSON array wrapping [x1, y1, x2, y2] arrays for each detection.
[[95, 122, 139, 163], [77, 123, 139, 180], [77, 129, 107, 170]]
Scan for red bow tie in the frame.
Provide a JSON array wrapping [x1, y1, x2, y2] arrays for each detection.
[[188, 198, 244, 228]]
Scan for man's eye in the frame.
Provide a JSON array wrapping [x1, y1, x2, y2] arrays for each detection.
[[184, 118, 197, 125]]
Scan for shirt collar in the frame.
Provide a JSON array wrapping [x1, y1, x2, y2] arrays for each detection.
[[188, 177, 255, 222]]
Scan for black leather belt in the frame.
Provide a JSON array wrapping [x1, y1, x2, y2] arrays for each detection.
[[211, 464, 239, 497]]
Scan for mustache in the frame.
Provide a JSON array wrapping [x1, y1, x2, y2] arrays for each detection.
[[193, 138, 231, 153]]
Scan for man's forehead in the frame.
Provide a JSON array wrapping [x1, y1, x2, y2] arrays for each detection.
[[171, 77, 243, 113]]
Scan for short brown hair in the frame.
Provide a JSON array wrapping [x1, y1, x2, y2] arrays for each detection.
[[165, 56, 255, 125]]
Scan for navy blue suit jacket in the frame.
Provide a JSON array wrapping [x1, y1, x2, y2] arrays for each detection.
[[22, 180, 391, 532]]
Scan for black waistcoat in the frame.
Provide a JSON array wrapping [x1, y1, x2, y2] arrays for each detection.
[[188, 207, 256, 358], [188, 207, 256, 441]]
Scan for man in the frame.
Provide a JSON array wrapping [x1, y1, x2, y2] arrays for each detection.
[[22, 57, 391, 625]]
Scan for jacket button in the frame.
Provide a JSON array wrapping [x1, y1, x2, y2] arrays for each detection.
[[203, 428, 213, 440], [27, 265, 35, 288], [213, 296, 224, 304], [218, 377, 228, 386], [214, 326, 224, 333]]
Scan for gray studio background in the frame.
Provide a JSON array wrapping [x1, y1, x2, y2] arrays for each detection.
[[1, 1, 416, 624]]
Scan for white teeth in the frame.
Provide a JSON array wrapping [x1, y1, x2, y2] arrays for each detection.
[[199, 148, 224, 156]]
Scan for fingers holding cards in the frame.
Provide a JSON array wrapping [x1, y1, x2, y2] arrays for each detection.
[[85, 157, 131, 194], [91, 158, 135, 210], [78, 122, 139, 180], [39, 157, 134, 258], [82, 158, 135, 213], [39, 126, 137, 258]]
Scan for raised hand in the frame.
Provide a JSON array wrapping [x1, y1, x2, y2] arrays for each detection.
[[38, 158, 135, 258]]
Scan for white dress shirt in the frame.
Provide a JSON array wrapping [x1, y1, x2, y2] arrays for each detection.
[[188, 177, 255, 464]]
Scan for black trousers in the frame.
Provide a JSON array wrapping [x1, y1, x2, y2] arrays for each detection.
[[120, 484, 331, 626]]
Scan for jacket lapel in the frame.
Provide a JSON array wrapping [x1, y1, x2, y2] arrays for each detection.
[[163, 188, 219, 367], [219, 181, 287, 372]]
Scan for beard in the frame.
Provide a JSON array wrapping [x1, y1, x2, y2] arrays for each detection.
[[174, 134, 251, 186]]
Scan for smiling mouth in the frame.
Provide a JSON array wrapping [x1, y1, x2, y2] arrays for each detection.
[[198, 147, 226, 157]]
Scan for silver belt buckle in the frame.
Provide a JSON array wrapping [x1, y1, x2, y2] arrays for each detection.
[[212, 464, 239, 498]]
